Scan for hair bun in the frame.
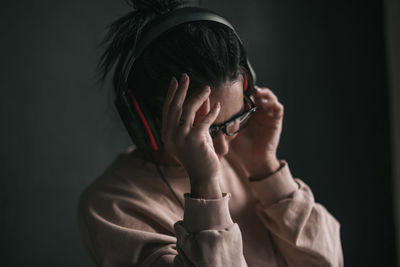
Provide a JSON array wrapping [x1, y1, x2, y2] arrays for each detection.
[[127, 0, 185, 15]]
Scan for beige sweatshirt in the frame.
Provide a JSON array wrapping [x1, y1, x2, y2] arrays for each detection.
[[78, 147, 343, 267]]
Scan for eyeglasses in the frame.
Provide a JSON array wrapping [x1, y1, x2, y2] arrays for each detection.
[[209, 94, 256, 138]]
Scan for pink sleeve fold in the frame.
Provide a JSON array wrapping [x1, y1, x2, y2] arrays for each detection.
[[78, 186, 248, 267], [172, 193, 247, 266], [248, 159, 344, 267]]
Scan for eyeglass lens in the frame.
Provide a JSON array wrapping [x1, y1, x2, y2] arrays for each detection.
[[209, 98, 253, 137], [224, 110, 252, 135]]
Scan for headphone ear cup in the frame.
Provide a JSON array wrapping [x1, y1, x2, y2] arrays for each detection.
[[134, 97, 162, 150], [240, 64, 256, 96], [114, 89, 161, 151], [245, 59, 257, 86]]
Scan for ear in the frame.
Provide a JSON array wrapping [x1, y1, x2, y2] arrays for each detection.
[[193, 97, 210, 127]]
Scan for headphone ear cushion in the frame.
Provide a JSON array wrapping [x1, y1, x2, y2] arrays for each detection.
[[133, 96, 162, 151], [240, 65, 255, 95], [114, 89, 161, 151], [239, 67, 249, 92]]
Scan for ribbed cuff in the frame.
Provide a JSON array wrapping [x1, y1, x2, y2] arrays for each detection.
[[249, 160, 299, 208], [183, 193, 234, 232]]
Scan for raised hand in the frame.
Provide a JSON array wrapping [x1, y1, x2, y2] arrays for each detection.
[[231, 85, 284, 179], [161, 73, 222, 198]]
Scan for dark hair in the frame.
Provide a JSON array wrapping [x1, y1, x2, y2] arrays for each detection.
[[97, 0, 245, 124]]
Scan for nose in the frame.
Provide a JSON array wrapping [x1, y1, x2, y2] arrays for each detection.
[[212, 133, 233, 160]]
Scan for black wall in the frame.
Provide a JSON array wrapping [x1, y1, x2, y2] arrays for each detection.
[[1, 0, 396, 266]]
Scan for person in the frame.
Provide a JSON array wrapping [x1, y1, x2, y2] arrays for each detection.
[[77, 0, 343, 266]]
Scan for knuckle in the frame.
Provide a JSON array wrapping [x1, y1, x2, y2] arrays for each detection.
[[266, 89, 277, 97], [170, 103, 181, 113], [199, 140, 208, 150]]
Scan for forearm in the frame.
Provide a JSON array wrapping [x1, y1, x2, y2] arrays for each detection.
[[263, 196, 343, 267], [247, 162, 343, 267]]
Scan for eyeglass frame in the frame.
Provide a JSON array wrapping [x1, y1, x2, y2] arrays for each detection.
[[209, 94, 257, 138]]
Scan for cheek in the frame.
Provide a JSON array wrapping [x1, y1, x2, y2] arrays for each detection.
[[211, 133, 237, 148], [227, 133, 239, 142]]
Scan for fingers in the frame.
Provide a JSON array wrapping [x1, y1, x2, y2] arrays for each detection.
[[197, 100, 221, 131], [260, 98, 284, 119], [163, 77, 178, 116], [162, 73, 222, 141], [167, 73, 190, 129], [254, 86, 284, 119], [181, 86, 211, 128], [163, 73, 213, 142], [254, 85, 278, 102]]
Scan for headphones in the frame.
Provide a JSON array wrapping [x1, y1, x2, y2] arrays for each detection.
[[114, 6, 257, 152]]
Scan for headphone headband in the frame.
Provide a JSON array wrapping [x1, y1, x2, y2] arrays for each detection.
[[121, 6, 255, 84]]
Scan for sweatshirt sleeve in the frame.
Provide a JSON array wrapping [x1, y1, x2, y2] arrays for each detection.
[[248, 160, 343, 267], [173, 193, 247, 266], [78, 184, 248, 267]]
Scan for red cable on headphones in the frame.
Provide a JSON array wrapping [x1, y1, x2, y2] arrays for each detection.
[[240, 67, 248, 92], [127, 88, 159, 151]]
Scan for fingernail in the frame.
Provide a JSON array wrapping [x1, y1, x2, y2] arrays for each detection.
[[204, 86, 210, 92]]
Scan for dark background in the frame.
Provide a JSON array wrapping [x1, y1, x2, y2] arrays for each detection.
[[1, 0, 397, 266]]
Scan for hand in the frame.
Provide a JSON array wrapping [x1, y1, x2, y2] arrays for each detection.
[[161, 74, 222, 198], [231, 85, 284, 178]]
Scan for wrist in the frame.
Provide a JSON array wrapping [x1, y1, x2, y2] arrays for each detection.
[[248, 156, 281, 180], [190, 175, 222, 199]]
